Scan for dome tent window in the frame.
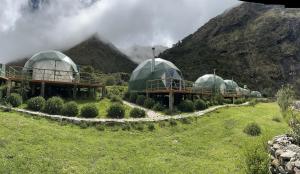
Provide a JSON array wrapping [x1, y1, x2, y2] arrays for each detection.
[[23, 51, 79, 83]]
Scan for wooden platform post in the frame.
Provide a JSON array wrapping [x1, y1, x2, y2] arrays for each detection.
[[169, 91, 174, 111], [40, 82, 45, 97], [6, 79, 11, 97], [73, 85, 77, 99], [101, 86, 106, 98]]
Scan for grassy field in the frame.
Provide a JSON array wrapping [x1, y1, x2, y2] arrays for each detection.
[[0, 103, 289, 173]]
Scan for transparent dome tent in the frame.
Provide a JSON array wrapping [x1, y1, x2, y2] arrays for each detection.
[[193, 74, 226, 94], [250, 91, 262, 98], [224, 80, 240, 95], [239, 87, 251, 97], [129, 58, 183, 92], [23, 50, 79, 82]]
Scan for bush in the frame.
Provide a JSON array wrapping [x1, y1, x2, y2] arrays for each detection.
[[276, 85, 295, 117], [129, 93, 138, 103], [6, 93, 22, 107], [121, 123, 131, 131], [135, 123, 144, 131], [147, 123, 155, 131], [169, 119, 177, 126], [181, 117, 192, 124], [44, 96, 64, 115], [136, 95, 146, 106], [2, 102, 12, 112], [80, 104, 98, 118], [143, 98, 155, 109], [243, 122, 261, 136], [178, 100, 195, 112], [194, 99, 207, 111], [243, 137, 269, 174], [153, 103, 165, 111], [223, 99, 232, 104], [27, 96, 45, 111], [96, 124, 105, 131], [249, 99, 258, 107], [235, 98, 246, 104], [130, 108, 146, 118], [107, 103, 125, 119], [110, 95, 123, 104], [62, 101, 79, 117]]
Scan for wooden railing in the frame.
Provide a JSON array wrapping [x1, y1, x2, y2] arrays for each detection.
[[146, 78, 194, 92], [6, 66, 103, 86]]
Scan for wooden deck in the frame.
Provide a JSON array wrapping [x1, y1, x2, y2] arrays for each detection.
[[6, 66, 104, 88], [145, 78, 244, 98]]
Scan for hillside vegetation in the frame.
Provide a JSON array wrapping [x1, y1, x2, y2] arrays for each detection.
[[161, 3, 300, 96], [0, 103, 288, 173]]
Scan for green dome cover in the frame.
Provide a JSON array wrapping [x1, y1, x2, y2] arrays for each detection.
[[24, 50, 78, 73], [129, 58, 183, 92], [239, 87, 250, 96], [194, 74, 226, 94]]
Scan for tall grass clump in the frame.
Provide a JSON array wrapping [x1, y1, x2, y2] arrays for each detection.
[[276, 85, 295, 117]]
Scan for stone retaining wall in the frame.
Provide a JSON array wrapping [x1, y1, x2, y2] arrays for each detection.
[[268, 135, 300, 174]]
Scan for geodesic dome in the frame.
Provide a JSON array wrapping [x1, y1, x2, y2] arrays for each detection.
[[239, 87, 251, 97], [250, 91, 262, 98], [193, 74, 226, 94], [129, 58, 183, 92], [24, 50, 78, 82], [224, 80, 240, 94]]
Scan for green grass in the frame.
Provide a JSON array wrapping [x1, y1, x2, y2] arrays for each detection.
[[0, 103, 288, 173]]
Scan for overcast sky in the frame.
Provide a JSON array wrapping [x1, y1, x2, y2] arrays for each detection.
[[0, 0, 240, 62]]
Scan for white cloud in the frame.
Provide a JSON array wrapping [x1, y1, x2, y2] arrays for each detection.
[[0, 0, 240, 62]]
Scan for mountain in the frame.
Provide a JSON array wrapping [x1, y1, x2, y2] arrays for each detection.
[[123, 45, 168, 63], [9, 36, 137, 73], [65, 36, 136, 73], [160, 2, 300, 96]]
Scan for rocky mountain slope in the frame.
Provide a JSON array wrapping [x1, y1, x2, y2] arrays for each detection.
[[160, 3, 300, 96], [123, 45, 168, 63], [65, 36, 136, 73], [9, 36, 137, 73]]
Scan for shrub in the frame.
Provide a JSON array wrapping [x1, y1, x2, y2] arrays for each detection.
[[143, 98, 155, 109], [96, 124, 105, 131], [276, 85, 295, 117], [164, 108, 179, 115], [181, 117, 192, 124], [136, 95, 146, 106], [110, 95, 123, 104], [107, 103, 125, 119], [178, 100, 195, 112], [243, 137, 269, 174], [129, 93, 138, 103], [272, 116, 281, 122], [243, 122, 261, 136], [130, 108, 146, 118], [44, 96, 64, 115], [159, 121, 166, 128], [153, 103, 165, 111], [80, 104, 99, 118], [6, 93, 22, 107], [27, 96, 45, 111], [147, 123, 155, 131], [2, 103, 12, 112], [223, 99, 232, 104], [194, 99, 207, 111], [169, 119, 177, 126], [62, 101, 79, 117], [79, 122, 88, 129], [235, 98, 246, 105]]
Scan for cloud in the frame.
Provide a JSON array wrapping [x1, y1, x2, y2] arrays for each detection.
[[0, 0, 240, 63]]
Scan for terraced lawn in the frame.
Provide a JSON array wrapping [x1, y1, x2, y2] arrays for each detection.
[[0, 103, 289, 173]]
